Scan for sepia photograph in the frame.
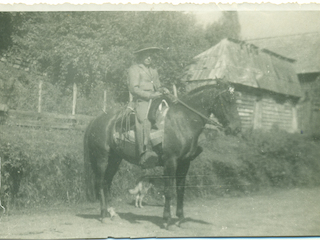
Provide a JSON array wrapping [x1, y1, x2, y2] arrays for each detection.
[[0, 2, 320, 238]]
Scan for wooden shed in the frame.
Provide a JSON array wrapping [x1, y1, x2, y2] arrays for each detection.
[[247, 32, 320, 135], [183, 38, 302, 132]]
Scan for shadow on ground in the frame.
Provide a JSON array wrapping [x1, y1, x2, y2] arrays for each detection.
[[128, 200, 164, 207], [76, 213, 100, 221]]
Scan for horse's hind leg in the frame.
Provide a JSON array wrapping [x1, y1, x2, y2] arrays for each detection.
[[175, 159, 191, 225], [95, 157, 109, 220], [102, 151, 122, 220]]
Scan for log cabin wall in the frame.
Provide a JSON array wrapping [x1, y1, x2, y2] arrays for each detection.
[[235, 91, 255, 130], [235, 91, 298, 132], [183, 38, 302, 133]]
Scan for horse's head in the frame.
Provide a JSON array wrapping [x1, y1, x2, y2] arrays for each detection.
[[209, 81, 242, 135]]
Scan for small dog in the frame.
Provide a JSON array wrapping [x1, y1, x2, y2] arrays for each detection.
[[129, 175, 163, 208]]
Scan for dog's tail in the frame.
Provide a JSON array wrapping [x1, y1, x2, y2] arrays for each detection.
[[129, 183, 140, 195]]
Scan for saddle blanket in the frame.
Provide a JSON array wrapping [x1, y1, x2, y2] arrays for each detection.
[[113, 129, 163, 147]]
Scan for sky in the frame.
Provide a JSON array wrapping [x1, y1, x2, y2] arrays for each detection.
[[193, 10, 320, 40], [1, 1, 320, 40]]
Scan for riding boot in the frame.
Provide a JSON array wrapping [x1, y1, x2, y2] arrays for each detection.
[[139, 120, 158, 169]]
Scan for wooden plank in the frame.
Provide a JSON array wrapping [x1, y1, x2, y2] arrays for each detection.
[[9, 110, 74, 120], [240, 120, 253, 124], [240, 117, 253, 121], [237, 100, 255, 106], [240, 116, 252, 120], [237, 97, 255, 102], [239, 113, 252, 117], [263, 118, 290, 123], [9, 110, 95, 122], [262, 108, 292, 114], [12, 121, 73, 129], [261, 119, 290, 125], [262, 112, 292, 118], [262, 117, 292, 123], [238, 108, 254, 113]]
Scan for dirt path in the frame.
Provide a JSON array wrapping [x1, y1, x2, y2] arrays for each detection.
[[1, 187, 319, 238]]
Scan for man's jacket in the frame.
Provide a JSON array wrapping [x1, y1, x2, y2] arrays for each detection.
[[127, 64, 161, 102]]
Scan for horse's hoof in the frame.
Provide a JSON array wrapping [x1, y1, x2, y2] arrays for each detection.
[[175, 217, 186, 227], [175, 221, 181, 228], [110, 213, 119, 221], [177, 220, 192, 229], [163, 222, 169, 230], [110, 215, 121, 223], [101, 218, 109, 224], [167, 223, 180, 231]]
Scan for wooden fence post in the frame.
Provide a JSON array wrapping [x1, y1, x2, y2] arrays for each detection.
[[72, 82, 77, 115], [103, 90, 107, 112], [173, 84, 177, 97], [0, 156, 6, 213], [38, 80, 42, 113]]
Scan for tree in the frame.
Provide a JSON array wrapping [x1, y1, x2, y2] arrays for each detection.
[[0, 12, 14, 53], [7, 12, 210, 103], [205, 11, 241, 46]]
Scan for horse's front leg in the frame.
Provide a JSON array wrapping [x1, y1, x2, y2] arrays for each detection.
[[175, 159, 191, 226], [163, 157, 177, 229]]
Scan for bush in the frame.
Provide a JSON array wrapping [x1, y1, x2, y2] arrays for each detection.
[[1, 124, 320, 210], [0, 125, 85, 209], [0, 142, 29, 209], [0, 124, 163, 209], [186, 129, 320, 198]]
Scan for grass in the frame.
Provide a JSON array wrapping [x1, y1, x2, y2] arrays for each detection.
[[1, 124, 320, 210]]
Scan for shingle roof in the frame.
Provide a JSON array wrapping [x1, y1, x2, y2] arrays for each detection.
[[184, 38, 302, 97], [247, 32, 320, 74]]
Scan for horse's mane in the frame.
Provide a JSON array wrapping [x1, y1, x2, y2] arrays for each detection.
[[182, 81, 229, 101], [187, 84, 218, 95]]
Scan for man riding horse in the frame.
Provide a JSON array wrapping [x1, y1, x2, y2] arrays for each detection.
[[127, 44, 169, 168]]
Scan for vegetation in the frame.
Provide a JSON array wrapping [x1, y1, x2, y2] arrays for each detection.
[[2, 11, 318, 212], [1, 11, 240, 114], [186, 128, 320, 198], [1, 124, 319, 210]]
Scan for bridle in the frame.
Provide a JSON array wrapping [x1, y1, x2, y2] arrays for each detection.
[[167, 87, 232, 129]]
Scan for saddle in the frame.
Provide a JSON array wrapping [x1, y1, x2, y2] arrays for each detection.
[[113, 98, 169, 158]]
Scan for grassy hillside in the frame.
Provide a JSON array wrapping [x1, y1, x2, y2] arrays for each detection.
[[1, 124, 320, 210]]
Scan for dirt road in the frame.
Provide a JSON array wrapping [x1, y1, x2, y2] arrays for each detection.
[[1, 187, 319, 238]]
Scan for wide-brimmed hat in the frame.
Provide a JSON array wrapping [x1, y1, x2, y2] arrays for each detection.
[[133, 44, 162, 55]]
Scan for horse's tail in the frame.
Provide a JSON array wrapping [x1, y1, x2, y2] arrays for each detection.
[[83, 120, 98, 202]]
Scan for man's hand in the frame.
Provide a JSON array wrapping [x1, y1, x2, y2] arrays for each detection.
[[159, 87, 170, 95], [149, 92, 162, 99]]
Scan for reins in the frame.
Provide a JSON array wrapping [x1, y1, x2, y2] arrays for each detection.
[[167, 89, 228, 130]]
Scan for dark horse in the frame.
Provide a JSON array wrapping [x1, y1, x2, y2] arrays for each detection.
[[84, 80, 241, 228]]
